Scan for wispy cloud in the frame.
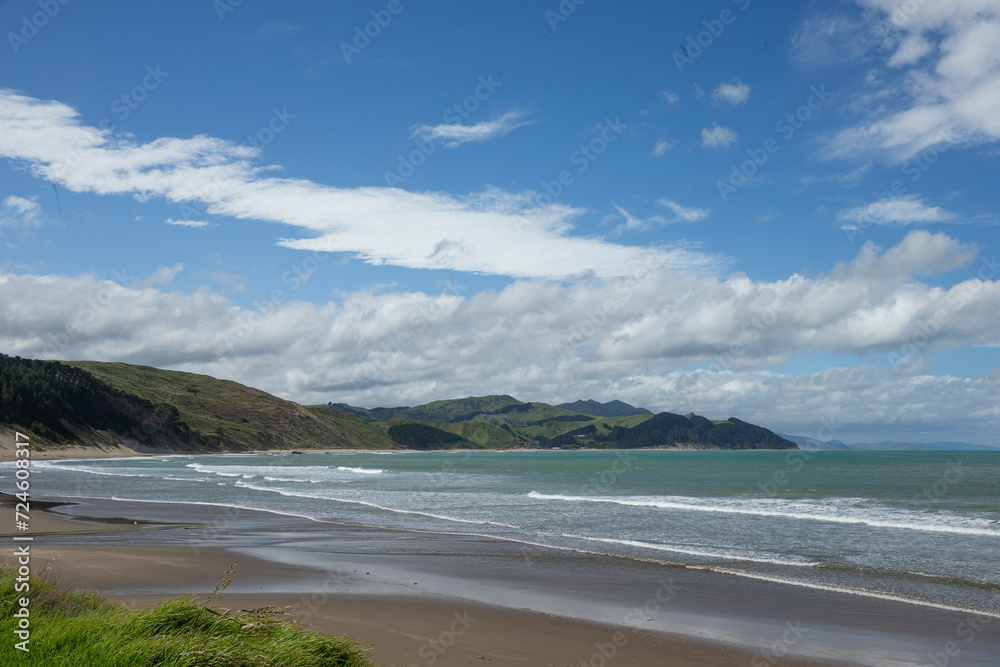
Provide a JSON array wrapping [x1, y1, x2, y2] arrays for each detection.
[[650, 137, 674, 158], [658, 198, 710, 223], [137, 263, 184, 287], [838, 194, 955, 229], [410, 110, 535, 148], [611, 198, 708, 235], [610, 205, 665, 235], [0, 90, 726, 280], [711, 80, 751, 105], [165, 218, 212, 228], [660, 90, 679, 105], [202, 270, 248, 294], [701, 123, 737, 148], [0, 195, 43, 228]]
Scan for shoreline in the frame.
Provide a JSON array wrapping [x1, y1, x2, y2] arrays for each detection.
[[0, 427, 805, 461], [16, 529, 847, 667], [0, 443, 805, 462], [8, 496, 1000, 666]]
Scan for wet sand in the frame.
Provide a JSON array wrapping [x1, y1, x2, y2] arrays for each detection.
[[6, 496, 998, 666], [25, 544, 840, 667]]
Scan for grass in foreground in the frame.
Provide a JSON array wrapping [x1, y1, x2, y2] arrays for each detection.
[[0, 564, 376, 666]]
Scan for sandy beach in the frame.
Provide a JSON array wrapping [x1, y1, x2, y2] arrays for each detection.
[[19, 541, 840, 667], [4, 486, 998, 667]]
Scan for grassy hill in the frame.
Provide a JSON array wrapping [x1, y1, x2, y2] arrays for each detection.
[[349, 397, 657, 449], [0, 355, 796, 453], [63, 361, 398, 452], [602, 412, 796, 450], [331, 394, 528, 423], [0, 354, 195, 451], [379, 418, 532, 449], [556, 399, 652, 417]]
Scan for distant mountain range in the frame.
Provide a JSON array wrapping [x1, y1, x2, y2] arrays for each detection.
[[0, 354, 794, 453], [781, 434, 1000, 452]]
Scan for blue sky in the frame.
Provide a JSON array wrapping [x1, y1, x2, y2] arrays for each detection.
[[1, 0, 998, 444]]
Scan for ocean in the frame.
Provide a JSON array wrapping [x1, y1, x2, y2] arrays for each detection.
[[30, 449, 1000, 618]]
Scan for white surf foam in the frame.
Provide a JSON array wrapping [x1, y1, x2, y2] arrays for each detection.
[[336, 466, 384, 474], [562, 533, 820, 567], [527, 492, 1000, 538]]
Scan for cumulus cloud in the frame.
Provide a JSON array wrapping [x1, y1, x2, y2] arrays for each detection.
[[1, 231, 996, 441], [702, 123, 737, 148], [410, 110, 534, 148], [838, 194, 955, 228], [0, 196, 43, 228], [825, 0, 1000, 161], [831, 230, 978, 278], [0, 90, 724, 280], [711, 80, 751, 104]]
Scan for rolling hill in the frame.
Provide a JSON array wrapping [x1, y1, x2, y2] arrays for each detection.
[[0, 355, 798, 453], [325, 395, 792, 451], [556, 399, 652, 417], [0, 356, 398, 452]]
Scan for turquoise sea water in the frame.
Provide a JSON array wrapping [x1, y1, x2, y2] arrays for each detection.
[[27, 450, 1000, 617]]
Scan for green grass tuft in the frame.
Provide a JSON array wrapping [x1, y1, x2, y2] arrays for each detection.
[[0, 564, 376, 666]]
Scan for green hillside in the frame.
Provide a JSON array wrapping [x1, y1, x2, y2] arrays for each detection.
[[332, 395, 528, 423], [0, 355, 796, 453], [432, 419, 532, 448], [385, 422, 482, 450], [602, 412, 796, 450], [65, 361, 398, 451], [0, 354, 194, 450]]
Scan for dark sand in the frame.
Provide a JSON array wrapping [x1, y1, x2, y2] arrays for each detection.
[[28, 544, 839, 667], [7, 496, 1000, 666]]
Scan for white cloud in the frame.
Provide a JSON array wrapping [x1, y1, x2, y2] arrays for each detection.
[[610, 205, 665, 235], [165, 218, 211, 228], [1, 231, 996, 441], [791, 13, 877, 69], [838, 194, 954, 228], [0, 90, 726, 280], [886, 34, 933, 67], [657, 198, 710, 224], [701, 123, 737, 148], [610, 199, 708, 234], [660, 91, 679, 105], [0, 195, 43, 228], [137, 264, 183, 287], [650, 137, 674, 158], [825, 1, 1000, 161], [410, 110, 534, 148], [831, 230, 977, 278], [711, 80, 751, 105]]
